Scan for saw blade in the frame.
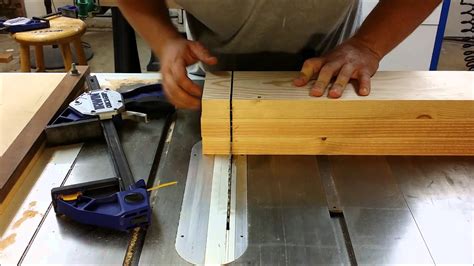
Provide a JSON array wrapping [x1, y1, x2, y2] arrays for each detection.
[[226, 71, 234, 230]]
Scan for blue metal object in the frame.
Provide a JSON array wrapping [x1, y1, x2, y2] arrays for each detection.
[[50, 79, 174, 232], [51, 83, 169, 124], [58, 5, 79, 18], [53, 180, 151, 231], [430, 0, 451, 70], [0, 17, 50, 33], [51, 107, 92, 124]]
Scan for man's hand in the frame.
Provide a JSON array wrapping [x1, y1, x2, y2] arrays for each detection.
[[293, 38, 381, 98], [292, 0, 441, 98], [116, 0, 217, 109], [159, 38, 218, 109]]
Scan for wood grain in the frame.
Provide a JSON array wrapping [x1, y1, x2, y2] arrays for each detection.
[[201, 72, 231, 154], [233, 71, 473, 100], [0, 66, 89, 191], [0, 73, 66, 155], [201, 71, 474, 155], [233, 119, 474, 138], [231, 137, 474, 155], [232, 71, 474, 119]]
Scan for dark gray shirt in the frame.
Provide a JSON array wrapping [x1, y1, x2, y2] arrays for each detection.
[[176, 0, 361, 70]]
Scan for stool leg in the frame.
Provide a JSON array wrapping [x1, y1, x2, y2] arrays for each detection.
[[19, 44, 31, 72], [60, 43, 73, 71], [73, 38, 87, 65], [35, 45, 45, 72]]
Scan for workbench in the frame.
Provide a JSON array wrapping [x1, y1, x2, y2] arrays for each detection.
[[0, 73, 472, 265]]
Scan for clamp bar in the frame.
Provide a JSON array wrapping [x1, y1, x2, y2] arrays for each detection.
[[101, 119, 135, 190], [86, 75, 136, 190]]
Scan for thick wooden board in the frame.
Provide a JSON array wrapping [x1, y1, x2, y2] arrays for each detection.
[[201, 72, 232, 154], [201, 71, 474, 155], [232, 71, 474, 119], [0, 66, 89, 191]]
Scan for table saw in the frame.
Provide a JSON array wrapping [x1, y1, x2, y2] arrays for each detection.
[[0, 72, 473, 265]]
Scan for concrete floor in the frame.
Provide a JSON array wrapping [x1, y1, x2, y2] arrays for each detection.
[[437, 40, 471, 70], [0, 27, 471, 72]]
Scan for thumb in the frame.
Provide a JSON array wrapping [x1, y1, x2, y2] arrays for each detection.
[[189, 42, 218, 65]]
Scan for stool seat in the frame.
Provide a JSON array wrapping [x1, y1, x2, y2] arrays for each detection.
[[11, 16, 87, 72], [12, 16, 86, 45]]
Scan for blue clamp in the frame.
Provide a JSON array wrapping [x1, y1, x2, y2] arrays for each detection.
[[49, 78, 175, 232], [52, 179, 151, 231]]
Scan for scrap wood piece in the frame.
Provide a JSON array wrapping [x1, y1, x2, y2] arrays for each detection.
[[201, 71, 474, 155], [0, 52, 13, 63]]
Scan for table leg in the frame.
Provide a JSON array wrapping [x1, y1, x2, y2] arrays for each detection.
[[73, 38, 87, 65], [111, 7, 141, 73], [60, 43, 73, 71], [34, 45, 45, 72], [20, 44, 31, 72]]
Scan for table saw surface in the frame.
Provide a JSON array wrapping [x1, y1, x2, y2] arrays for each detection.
[[0, 73, 472, 265]]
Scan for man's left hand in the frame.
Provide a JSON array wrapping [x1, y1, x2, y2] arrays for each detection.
[[293, 38, 381, 98]]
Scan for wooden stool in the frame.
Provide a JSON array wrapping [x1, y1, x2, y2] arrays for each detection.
[[11, 16, 87, 72]]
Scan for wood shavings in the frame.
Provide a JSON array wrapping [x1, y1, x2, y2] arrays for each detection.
[[0, 233, 16, 251], [12, 210, 39, 229]]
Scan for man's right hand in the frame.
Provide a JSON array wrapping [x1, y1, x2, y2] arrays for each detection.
[[159, 38, 218, 109]]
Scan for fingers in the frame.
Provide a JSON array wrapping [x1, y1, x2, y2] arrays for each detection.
[[328, 65, 354, 98], [293, 58, 324, 86], [172, 59, 202, 97], [309, 63, 373, 98], [189, 42, 218, 65], [162, 68, 201, 109], [311, 62, 340, 97], [358, 72, 371, 96]]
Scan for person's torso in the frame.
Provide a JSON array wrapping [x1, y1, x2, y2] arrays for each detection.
[[176, 0, 360, 55]]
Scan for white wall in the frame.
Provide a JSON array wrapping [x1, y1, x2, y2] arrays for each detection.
[[24, 0, 72, 17], [445, 1, 472, 37], [361, 0, 441, 70]]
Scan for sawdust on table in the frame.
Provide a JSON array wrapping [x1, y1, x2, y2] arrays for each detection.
[[12, 210, 39, 229], [0, 233, 16, 251], [28, 201, 37, 208], [104, 78, 158, 91]]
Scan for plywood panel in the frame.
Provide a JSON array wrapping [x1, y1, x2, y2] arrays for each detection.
[[0, 73, 66, 156], [0, 66, 89, 190], [201, 71, 474, 155]]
